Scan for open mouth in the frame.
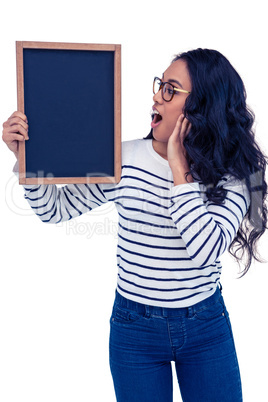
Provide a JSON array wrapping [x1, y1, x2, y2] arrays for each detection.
[[151, 109, 162, 129]]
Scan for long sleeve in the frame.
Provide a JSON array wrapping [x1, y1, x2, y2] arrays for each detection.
[[13, 160, 111, 224], [168, 176, 250, 267], [22, 182, 110, 224]]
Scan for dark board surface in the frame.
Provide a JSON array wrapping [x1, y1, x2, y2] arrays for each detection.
[[23, 48, 115, 179]]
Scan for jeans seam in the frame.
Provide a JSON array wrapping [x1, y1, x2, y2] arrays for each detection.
[[167, 318, 187, 359], [166, 318, 176, 361]]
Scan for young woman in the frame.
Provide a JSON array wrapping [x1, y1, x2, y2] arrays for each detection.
[[3, 48, 267, 401]]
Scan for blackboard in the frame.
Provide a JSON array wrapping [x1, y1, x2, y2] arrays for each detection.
[[16, 41, 121, 184]]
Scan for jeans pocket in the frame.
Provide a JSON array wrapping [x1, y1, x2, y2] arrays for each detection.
[[193, 299, 225, 321], [110, 305, 141, 325]]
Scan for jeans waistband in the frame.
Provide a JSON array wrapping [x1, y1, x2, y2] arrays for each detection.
[[114, 286, 223, 318]]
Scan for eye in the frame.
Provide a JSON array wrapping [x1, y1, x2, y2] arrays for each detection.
[[163, 83, 174, 95]]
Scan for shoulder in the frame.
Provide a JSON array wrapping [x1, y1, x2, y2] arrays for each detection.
[[122, 138, 146, 152], [121, 138, 148, 163]]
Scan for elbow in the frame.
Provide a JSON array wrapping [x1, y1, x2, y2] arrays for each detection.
[[187, 241, 227, 267], [37, 210, 59, 224]]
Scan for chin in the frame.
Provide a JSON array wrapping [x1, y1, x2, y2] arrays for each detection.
[[152, 128, 170, 143]]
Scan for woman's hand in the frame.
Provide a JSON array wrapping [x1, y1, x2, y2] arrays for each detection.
[[2, 111, 29, 159], [167, 114, 193, 185]]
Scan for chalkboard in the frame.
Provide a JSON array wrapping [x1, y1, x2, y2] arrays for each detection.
[[16, 41, 121, 184]]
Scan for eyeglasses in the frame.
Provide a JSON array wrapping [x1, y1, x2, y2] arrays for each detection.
[[153, 77, 191, 102]]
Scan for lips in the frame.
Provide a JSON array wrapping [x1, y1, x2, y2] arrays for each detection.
[[151, 107, 162, 129]]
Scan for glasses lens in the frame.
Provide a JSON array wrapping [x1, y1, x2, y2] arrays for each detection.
[[162, 83, 174, 101], [153, 78, 174, 101], [153, 77, 161, 94]]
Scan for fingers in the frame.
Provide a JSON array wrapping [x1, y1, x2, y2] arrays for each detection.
[[10, 111, 28, 122], [2, 112, 29, 144], [2, 111, 29, 157], [5, 120, 29, 139], [185, 119, 192, 136], [8, 116, 28, 130], [175, 114, 185, 128], [176, 114, 191, 140]]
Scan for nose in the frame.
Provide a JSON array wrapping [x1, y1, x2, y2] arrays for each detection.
[[153, 87, 163, 104]]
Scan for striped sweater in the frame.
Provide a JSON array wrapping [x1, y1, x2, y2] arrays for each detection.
[[20, 139, 250, 307]]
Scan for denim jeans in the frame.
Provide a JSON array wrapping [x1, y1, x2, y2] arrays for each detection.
[[109, 287, 243, 401]]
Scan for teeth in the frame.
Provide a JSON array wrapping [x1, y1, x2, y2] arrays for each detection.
[[151, 109, 160, 116]]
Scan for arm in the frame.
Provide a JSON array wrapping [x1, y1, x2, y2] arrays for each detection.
[[22, 181, 109, 224], [168, 177, 250, 266], [167, 114, 250, 266]]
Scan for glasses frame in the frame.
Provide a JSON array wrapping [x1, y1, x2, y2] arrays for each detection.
[[153, 76, 191, 102]]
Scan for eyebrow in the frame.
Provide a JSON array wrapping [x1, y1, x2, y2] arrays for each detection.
[[162, 74, 183, 89], [168, 79, 183, 89]]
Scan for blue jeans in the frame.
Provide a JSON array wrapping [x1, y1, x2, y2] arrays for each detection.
[[109, 287, 242, 401]]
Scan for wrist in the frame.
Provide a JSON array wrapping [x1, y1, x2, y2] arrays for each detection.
[[170, 163, 193, 186]]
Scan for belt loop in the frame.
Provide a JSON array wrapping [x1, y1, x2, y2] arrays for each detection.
[[144, 304, 151, 318], [187, 306, 194, 318], [145, 305, 151, 318]]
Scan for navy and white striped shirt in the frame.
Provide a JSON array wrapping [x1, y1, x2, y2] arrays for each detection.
[[21, 139, 250, 307]]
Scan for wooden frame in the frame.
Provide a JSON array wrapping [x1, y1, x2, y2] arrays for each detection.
[[16, 41, 121, 185]]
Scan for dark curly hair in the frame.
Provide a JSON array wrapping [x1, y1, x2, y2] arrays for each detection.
[[145, 48, 267, 275]]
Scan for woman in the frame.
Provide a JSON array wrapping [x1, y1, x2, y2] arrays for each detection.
[[3, 48, 267, 401]]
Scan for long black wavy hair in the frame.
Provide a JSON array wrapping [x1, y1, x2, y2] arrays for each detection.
[[145, 48, 267, 275]]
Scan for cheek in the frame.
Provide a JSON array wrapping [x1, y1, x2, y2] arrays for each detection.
[[165, 108, 181, 130], [154, 117, 177, 141]]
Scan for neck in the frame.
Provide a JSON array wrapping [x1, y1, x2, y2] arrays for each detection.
[[152, 139, 168, 160]]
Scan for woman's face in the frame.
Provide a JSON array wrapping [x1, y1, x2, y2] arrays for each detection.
[[152, 59, 192, 143]]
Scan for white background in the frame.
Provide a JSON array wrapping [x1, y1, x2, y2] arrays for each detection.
[[1, 0, 267, 401]]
